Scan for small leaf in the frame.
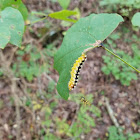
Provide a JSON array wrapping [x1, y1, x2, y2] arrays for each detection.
[[58, 0, 71, 9], [131, 12, 140, 27], [48, 10, 77, 23], [0, 7, 24, 48], [54, 13, 123, 99], [101, 66, 110, 75]]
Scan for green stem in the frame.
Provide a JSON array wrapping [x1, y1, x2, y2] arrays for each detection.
[[31, 12, 47, 17], [84, 45, 99, 54], [28, 17, 47, 26], [102, 46, 140, 73]]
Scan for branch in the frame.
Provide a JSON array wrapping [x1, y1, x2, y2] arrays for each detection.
[[101, 46, 140, 73], [0, 50, 21, 140], [105, 97, 122, 133]]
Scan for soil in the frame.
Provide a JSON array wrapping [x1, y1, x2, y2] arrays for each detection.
[[0, 0, 140, 140]]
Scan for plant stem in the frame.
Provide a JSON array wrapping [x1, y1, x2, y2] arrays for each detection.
[[29, 17, 47, 26], [102, 46, 140, 73], [33, 17, 47, 24], [84, 42, 100, 54], [31, 12, 47, 17]]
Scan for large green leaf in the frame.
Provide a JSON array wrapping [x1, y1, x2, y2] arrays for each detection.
[[0, 0, 28, 20], [131, 12, 140, 27], [54, 13, 123, 100], [0, 7, 24, 48], [0, 25, 10, 48], [48, 10, 77, 23]]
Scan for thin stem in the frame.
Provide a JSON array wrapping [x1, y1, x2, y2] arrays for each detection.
[[102, 46, 140, 73], [105, 97, 122, 133], [32, 17, 47, 24], [84, 45, 99, 54], [28, 17, 47, 26], [31, 12, 47, 17]]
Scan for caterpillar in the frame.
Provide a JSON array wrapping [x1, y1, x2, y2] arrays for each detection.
[[80, 96, 91, 106], [68, 53, 87, 91]]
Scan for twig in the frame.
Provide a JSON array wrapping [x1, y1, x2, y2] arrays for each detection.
[[0, 49, 52, 139], [7, 46, 18, 67], [37, 76, 45, 100], [11, 81, 21, 140], [43, 73, 57, 85], [0, 50, 21, 140], [105, 97, 122, 133]]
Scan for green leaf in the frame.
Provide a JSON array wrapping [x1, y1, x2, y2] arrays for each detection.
[[131, 12, 140, 27], [101, 66, 111, 75], [48, 10, 77, 23], [128, 133, 140, 140], [54, 13, 123, 99], [0, 0, 28, 20], [108, 126, 120, 140], [58, 0, 71, 9], [0, 7, 24, 48], [0, 25, 10, 49]]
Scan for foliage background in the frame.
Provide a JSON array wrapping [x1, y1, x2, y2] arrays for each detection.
[[0, 0, 140, 140]]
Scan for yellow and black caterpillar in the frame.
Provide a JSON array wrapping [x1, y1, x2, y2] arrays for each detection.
[[68, 53, 87, 91]]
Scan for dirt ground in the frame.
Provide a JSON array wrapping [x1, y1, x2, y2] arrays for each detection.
[[0, 0, 140, 140]]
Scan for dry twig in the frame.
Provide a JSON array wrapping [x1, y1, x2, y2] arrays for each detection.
[[105, 97, 122, 133], [0, 49, 21, 140]]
